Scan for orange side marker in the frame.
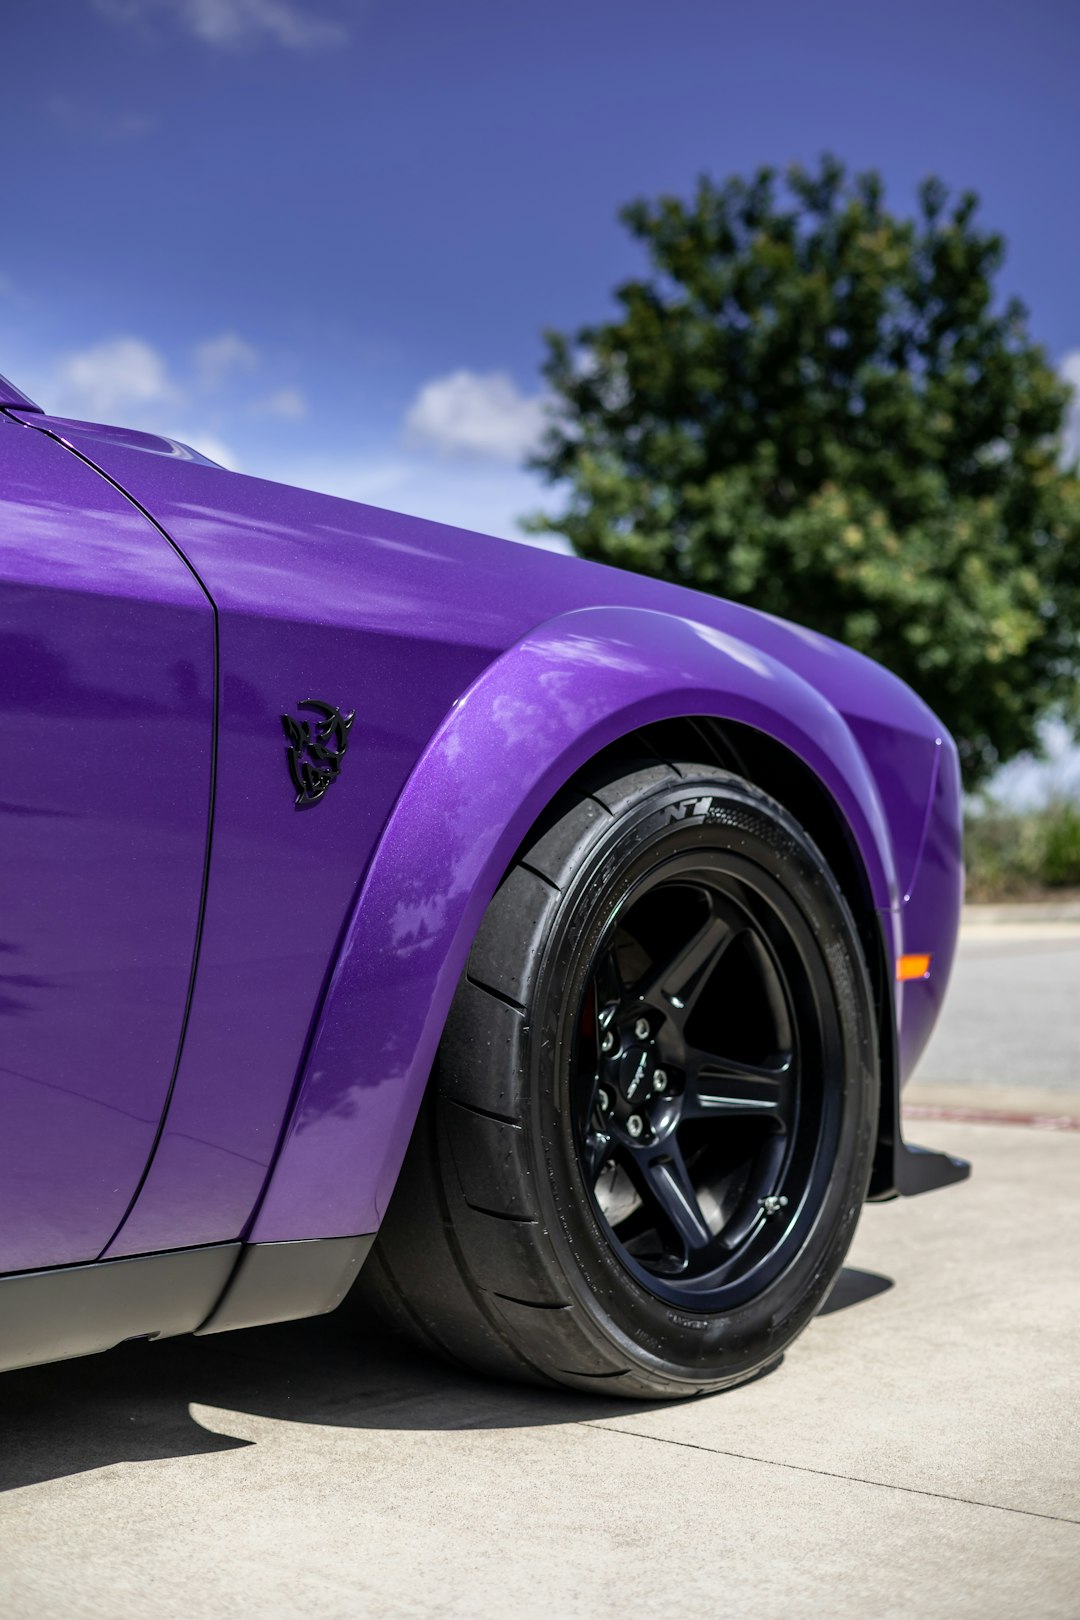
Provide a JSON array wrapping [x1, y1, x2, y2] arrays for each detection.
[[897, 953, 932, 981]]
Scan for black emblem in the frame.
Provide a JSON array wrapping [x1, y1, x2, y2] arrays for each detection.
[[282, 699, 355, 807]]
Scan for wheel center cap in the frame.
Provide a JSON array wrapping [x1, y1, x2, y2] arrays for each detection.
[[618, 1046, 652, 1106]]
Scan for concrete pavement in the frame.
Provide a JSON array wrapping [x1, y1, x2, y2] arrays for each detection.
[[0, 1114, 1077, 1619], [1, 915, 1079, 1618]]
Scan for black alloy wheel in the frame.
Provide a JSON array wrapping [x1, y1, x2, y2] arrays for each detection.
[[574, 859, 839, 1312], [364, 758, 879, 1399]]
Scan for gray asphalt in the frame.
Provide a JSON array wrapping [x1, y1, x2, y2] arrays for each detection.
[[1, 929, 1078, 1619], [910, 923, 1080, 1112]]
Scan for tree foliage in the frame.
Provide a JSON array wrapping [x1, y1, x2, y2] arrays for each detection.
[[527, 156, 1080, 786]]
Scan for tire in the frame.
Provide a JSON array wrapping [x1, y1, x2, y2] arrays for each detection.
[[363, 759, 879, 1399]]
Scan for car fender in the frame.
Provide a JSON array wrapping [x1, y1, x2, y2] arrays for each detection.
[[249, 603, 899, 1243]]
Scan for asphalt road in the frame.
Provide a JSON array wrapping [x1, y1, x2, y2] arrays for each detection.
[[1, 927, 1078, 1619], [909, 921, 1080, 1114]]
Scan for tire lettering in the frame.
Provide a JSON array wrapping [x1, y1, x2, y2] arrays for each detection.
[[666, 1311, 709, 1330], [663, 796, 716, 825]]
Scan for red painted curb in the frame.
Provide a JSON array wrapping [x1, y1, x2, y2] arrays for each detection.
[[903, 1103, 1080, 1133]]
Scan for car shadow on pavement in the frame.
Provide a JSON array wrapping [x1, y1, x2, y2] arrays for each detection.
[[0, 1265, 892, 1494], [817, 1266, 893, 1315]]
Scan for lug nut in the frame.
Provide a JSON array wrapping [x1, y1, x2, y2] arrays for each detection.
[[633, 1017, 650, 1041], [600, 1030, 614, 1053], [652, 1068, 668, 1092], [597, 1087, 611, 1113], [626, 1113, 644, 1139]]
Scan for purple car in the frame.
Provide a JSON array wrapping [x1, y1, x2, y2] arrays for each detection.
[[0, 369, 966, 1398]]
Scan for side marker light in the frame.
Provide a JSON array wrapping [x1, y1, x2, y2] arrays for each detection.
[[897, 953, 932, 981]]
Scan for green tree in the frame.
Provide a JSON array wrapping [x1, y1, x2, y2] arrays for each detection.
[[527, 156, 1080, 786]]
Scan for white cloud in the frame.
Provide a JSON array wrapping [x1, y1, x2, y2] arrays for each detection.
[[50, 336, 180, 419], [195, 332, 258, 389], [93, 0, 346, 48], [405, 370, 549, 462], [1061, 350, 1080, 464], [14, 329, 310, 469], [258, 386, 308, 419]]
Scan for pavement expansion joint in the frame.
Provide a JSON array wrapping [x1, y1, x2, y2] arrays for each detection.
[[583, 1422, 1080, 1527]]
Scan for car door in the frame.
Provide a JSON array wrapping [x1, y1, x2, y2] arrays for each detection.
[[0, 416, 214, 1272]]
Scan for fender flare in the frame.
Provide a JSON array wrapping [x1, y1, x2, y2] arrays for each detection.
[[249, 605, 899, 1242]]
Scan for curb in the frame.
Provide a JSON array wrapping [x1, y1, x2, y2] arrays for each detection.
[[904, 1102, 1080, 1134]]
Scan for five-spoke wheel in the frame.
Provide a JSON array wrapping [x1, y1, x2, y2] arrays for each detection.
[[573, 862, 833, 1308]]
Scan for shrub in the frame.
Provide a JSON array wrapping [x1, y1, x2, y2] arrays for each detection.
[[1041, 800, 1080, 888], [964, 798, 1080, 898]]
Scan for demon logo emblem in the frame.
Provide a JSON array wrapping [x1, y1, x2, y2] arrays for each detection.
[[281, 699, 355, 807]]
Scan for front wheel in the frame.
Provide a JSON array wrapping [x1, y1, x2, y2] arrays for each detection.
[[364, 761, 879, 1398]]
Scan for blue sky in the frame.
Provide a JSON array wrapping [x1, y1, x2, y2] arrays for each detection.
[[3, 0, 1079, 549]]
